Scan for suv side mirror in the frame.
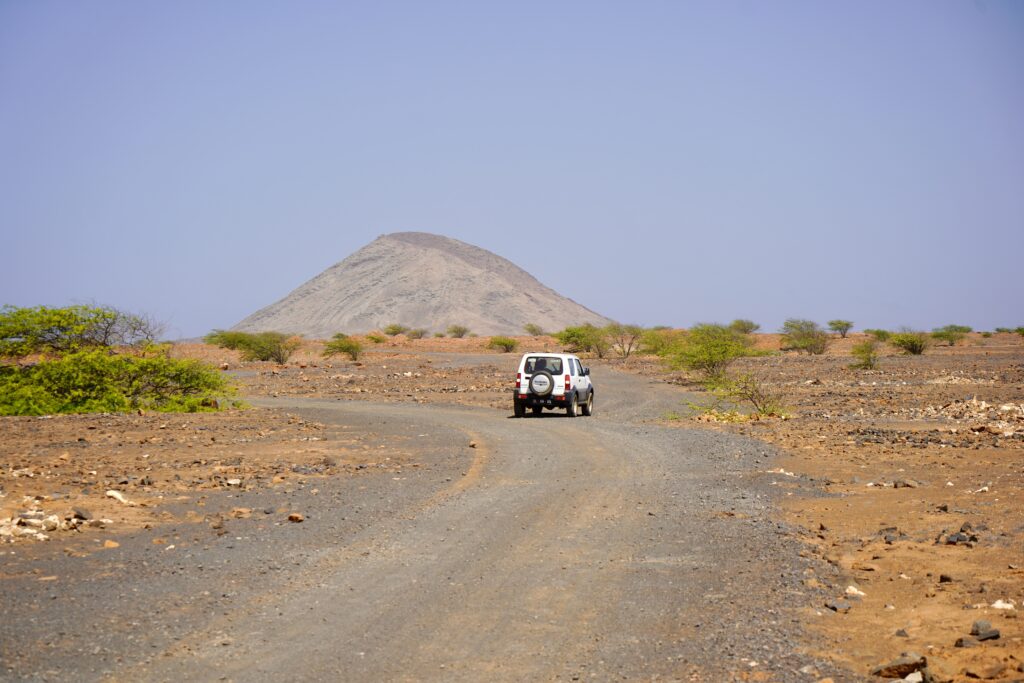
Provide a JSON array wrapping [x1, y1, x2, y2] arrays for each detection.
[[583, 367, 590, 376]]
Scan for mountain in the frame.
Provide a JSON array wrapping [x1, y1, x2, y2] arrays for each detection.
[[232, 232, 611, 337]]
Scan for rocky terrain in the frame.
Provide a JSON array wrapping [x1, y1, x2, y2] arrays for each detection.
[[233, 232, 610, 337], [2, 333, 1022, 681]]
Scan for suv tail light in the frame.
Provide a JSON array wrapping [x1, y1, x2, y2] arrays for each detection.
[[516, 372, 521, 389], [564, 374, 571, 391]]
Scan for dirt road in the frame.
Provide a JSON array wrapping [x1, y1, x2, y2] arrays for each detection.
[[1, 365, 833, 681]]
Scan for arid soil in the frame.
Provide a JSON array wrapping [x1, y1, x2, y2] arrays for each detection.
[[644, 333, 1024, 681], [3, 332, 1022, 681]]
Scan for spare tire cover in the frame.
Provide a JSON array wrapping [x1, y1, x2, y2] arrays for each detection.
[[529, 371, 554, 396]]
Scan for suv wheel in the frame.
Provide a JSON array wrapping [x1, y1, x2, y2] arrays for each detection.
[[513, 400, 525, 418], [582, 391, 593, 416], [566, 392, 578, 418]]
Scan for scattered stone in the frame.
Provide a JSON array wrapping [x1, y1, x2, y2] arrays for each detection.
[[990, 599, 1016, 610], [970, 620, 1000, 641], [105, 490, 135, 506], [964, 660, 1004, 679], [288, 513, 304, 523], [468, 441, 477, 449], [870, 653, 926, 678], [230, 508, 252, 519], [103, 540, 119, 549], [895, 628, 909, 637], [893, 479, 919, 489], [825, 599, 851, 613], [845, 585, 866, 597], [955, 636, 979, 648], [225, 478, 242, 487], [903, 672, 923, 683]]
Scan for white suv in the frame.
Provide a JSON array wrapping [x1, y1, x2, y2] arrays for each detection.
[[513, 352, 594, 418]]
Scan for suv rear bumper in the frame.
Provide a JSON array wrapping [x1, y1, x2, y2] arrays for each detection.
[[514, 391, 568, 408]]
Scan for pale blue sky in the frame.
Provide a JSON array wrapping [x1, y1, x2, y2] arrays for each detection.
[[2, 1, 1022, 338]]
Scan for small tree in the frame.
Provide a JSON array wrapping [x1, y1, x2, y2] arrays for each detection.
[[2, 304, 163, 358], [323, 334, 362, 360], [889, 331, 930, 355], [780, 319, 829, 354], [864, 329, 891, 342], [523, 323, 545, 336], [711, 373, 785, 416], [667, 323, 752, 381], [205, 330, 301, 363], [850, 339, 879, 369], [383, 323, 409, 337], [828, 320, 854, 338], [487, 336, 518, 353], [931, 324, 971, 346], [555, 324, 609, 358], [728, 319, 760, 335], [447, 325, 470, 339], [606, 323, 644, 359]]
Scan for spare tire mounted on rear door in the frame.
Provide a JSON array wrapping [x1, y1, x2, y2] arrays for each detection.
[[529, 371, 554, 396]]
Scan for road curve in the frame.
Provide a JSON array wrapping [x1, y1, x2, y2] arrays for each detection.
[[1, 364, 830, 681]]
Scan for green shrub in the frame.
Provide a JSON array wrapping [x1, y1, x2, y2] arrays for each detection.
[[447, 325, 470, 338], [850, 339, 879, 369], [932, 324, 971, 346], [203, 330, 253, 350], [864, 329, 891, 342], [606, 323, 644, 359], [780, 319, 829, 354], [981, 331, 992, 338], [994, 327, 1012, 334], [828, 320, 854, 338], [889, 331, 930, 355], [0, 345, 232, 416], [666, 323, 752, 380], [1016, 327, 1024, 337], [487, 336, 518, 353], [383, 323, 409, 336], [523, 323, 545, 336], [406, 328, 427, 340], [2, 304, 162, 358], [323, 334, 362, 360], [206, 330, 300, 363], [728, 319, 760, 335], [555, 324, 610, 358], [640, 327, 684, 356], [366, 333, 386, 344], [709, 373, 785, 416], [433, 332, 445, 338]]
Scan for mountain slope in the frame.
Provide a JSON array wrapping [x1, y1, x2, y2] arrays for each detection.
[[233, 232, 610, 337]]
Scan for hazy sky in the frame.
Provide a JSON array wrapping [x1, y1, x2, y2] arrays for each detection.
[[2, 1, 1022, 338]]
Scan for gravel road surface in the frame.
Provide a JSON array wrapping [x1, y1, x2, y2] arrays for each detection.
[[1, 364, 839, 681]]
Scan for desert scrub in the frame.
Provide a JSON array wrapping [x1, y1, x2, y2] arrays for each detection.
[[446, 325, 470, 338], [383, 323, 409, 336], [828, 319, 853, 338], [1, 304, 163, 356], [931, 324, 971, 346], [487, 336, 518, 353], [850, 339, 879, 369], [523, 323, 545, 336], [889, 331, 930, 355], [728, 319, 760, 335], [322, 334, 362, 360], [206, 330, 301, 363], [555, 324, 610, 358], [366, 333, 386, 344], [0, 345, 233, 416], [433, 332, 445, 338], [606, 323, 643, 359], [640, 327, 684, 356], [406, 328, 427, 340], [707, 373, 785, 416], [780, 319, 829, 354], [665, 323, 752, 381], [864, 329, 891, 342]]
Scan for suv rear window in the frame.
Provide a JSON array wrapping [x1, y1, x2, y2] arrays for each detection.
[[525, 356, 563, 374]]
